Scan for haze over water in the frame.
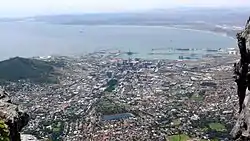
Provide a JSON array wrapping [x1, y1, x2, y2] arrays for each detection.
[[0, 21, 236, 60]]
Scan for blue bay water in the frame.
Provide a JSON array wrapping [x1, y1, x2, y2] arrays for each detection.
[[0, 21, 236, 60]]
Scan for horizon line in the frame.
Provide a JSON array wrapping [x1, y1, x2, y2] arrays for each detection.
[[0, 6, 250, 19]]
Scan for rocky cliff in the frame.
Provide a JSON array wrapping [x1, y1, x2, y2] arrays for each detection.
[[231, 17, 250, 140], [0, 89, 29, 141]]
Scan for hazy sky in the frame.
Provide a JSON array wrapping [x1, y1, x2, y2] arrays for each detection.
[[1, 0, 250, 17]]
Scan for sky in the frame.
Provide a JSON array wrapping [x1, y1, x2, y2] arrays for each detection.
[[0, 0, 250, 17]]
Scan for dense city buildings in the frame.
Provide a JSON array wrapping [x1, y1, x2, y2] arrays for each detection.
[[2, 51, 240, 141]]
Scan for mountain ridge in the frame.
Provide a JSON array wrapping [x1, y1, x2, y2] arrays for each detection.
[[0, 57, 57, 83]]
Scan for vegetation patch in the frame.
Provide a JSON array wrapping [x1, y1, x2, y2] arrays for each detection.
[[190, 93, 204, 101], [192, 116, 229, 139], [172, 119, 181, 126], [201, 127, 209, 132], [199, 138, 219, 141], [105, 79, 118, 92], [0, 120, 9, 141], [96, 97, 127, 115], [0, 57, 58, 84], [208, 123, 227, 132], [168, 134, 190, 141]]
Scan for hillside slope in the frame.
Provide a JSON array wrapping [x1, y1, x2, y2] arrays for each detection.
[[0, 57, 57, 83]]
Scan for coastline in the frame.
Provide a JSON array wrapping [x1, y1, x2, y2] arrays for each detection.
[[166, 25, 236, 41], [78, 24, 237, 41], [30, 20, 237, 41], [0, 21, 237, 61], [25, 20, 238, 41]]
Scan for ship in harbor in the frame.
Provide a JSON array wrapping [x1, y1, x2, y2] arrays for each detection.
[[206, 49, 219, 52], [175, 48, 190, 51]]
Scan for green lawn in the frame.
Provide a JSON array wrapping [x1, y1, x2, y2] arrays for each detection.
[[208, 123, 227, 132], [191, 93, 203, 101], [168, 134, 190, 141], [172, 119, 181, 126], [168, 134, 219, 141]]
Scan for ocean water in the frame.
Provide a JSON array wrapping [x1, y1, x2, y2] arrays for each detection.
[[0, 21, 236, 60]]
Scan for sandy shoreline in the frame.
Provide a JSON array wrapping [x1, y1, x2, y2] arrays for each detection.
[[166, 26, 236, 40], [88, 24, 236, 41]]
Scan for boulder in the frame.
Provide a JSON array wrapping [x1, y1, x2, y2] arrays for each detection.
[[0, 89, 29, 141]]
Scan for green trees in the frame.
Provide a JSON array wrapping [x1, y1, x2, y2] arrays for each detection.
[[96, 98, 127, 115], [105, 79, 118, 92], [0, 120, 9, 141]]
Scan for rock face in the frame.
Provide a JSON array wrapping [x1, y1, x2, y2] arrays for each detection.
[[0, 89, 29, 141], [21, 134, 40, 141], [231, 17, 250, 140]]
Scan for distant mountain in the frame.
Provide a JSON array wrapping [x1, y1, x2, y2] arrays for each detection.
[[32, 7, 250, 26], [0, 57, 57, 83]]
